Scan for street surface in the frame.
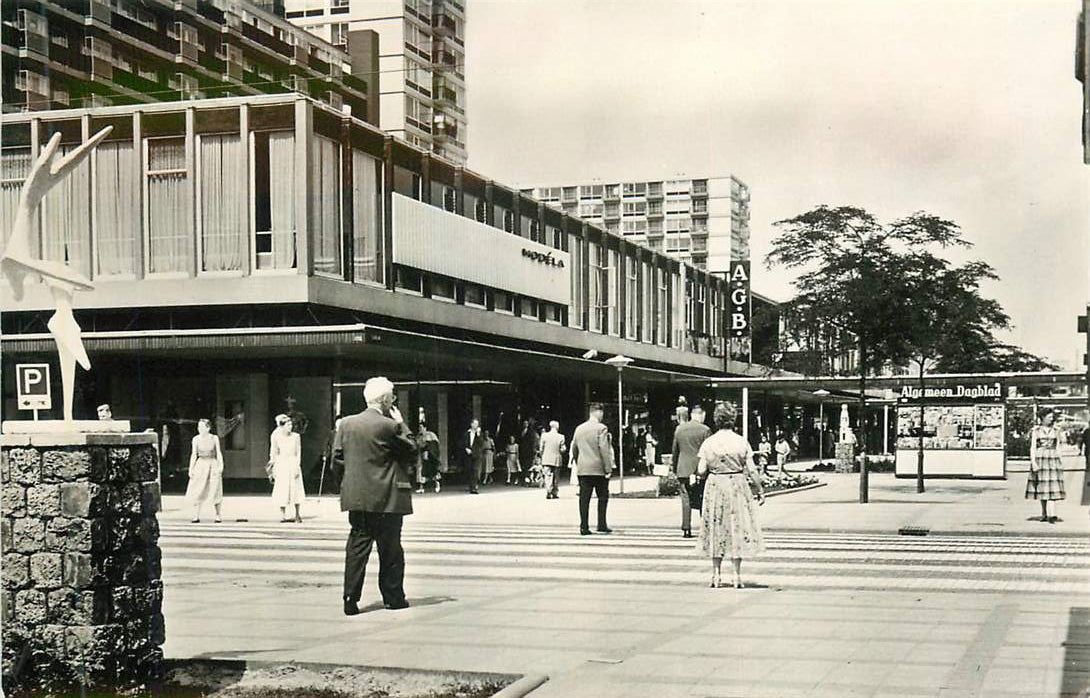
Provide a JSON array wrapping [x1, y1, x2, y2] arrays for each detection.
[[159, 466, 1090, 697]]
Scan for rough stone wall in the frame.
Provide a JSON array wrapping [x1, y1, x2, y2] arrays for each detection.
[[1, 433, 163, 692]]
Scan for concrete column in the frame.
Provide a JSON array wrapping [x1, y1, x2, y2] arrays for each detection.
[[742, 387, 749, 440], [472, 394, 482, 422], [883, 404, 890, 455], [437, 390, 449, 472]]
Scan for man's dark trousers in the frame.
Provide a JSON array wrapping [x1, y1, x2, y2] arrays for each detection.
[[344, 511, 405, 605], [578, 475, 609, 531], [678, 477, 692, 531]]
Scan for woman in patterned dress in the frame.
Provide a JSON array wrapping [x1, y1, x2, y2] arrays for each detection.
[[1026, 408, 1065, 523], [696, 402, 766, 588]]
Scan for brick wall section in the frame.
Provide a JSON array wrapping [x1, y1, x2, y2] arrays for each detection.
[[1, 432, 162, 692]]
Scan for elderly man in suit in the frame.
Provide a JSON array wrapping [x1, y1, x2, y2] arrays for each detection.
[[672, 404, 711, 538], [333, 376, 417, 615], [570, 403, 615, 535], [463, 418, 484, 493]]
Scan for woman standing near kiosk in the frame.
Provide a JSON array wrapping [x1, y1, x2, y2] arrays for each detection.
[[1026, 408, 1065, 523]]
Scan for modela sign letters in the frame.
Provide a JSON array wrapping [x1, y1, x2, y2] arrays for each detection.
[[898, 383, 1002, 402], [521, 248, 565, 268]]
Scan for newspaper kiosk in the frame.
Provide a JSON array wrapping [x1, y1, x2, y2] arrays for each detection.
[[894, 382, 1006, 479]]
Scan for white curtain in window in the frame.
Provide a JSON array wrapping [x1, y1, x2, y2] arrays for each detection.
[[311, 136, 341, 276], [352, 149, 381, 283], [94, 142, 139, 276], [199, 134, 245, 272], [42, 146, 92, 278], [1, 148, 32, 250], [268, 132, 296, 269], [147, 139, 191, 274]]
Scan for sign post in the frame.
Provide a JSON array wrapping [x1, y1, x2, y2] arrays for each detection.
[[16, 363, 52, 420]]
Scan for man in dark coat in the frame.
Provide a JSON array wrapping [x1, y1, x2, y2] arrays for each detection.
[[672, 404, 711, 538], [333, 377, 417, 615]]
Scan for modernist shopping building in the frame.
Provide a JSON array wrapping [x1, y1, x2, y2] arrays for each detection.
[[524, 175, 750, 274], [0, 94, 760, 490], [284, 0, 467, 164]]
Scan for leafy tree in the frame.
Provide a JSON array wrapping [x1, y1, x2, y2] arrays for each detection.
[[897, 253, 1009, 492], [767, 206, 968, 503], [936, 341, 1059, 373]]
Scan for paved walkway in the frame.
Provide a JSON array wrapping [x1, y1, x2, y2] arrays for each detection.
[[163, 457, 1090, 537], [158, 460, 1090, 698]]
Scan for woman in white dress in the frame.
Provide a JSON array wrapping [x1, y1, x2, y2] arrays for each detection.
[[185, 418, 224, 523], [269, 414, 305, 523], [696, 402, 765, 588]]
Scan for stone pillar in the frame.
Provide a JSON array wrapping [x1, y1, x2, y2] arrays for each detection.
[[1, 430, 163, 693]]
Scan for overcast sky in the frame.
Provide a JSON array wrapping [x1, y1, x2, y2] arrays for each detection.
[[464, 0, 1089, 369]]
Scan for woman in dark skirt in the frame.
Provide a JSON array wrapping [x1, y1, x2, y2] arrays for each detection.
[[1026, 408, 1066, 523]]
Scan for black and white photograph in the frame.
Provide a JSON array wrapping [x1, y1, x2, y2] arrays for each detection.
[[0, 0, 1088, 696]]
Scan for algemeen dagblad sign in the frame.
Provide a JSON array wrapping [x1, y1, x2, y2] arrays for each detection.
[[897, 383, 1002, 403]]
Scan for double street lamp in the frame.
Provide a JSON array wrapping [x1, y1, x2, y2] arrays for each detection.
[[604, 354, 634, 494]]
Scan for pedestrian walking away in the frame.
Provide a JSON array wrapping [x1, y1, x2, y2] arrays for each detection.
[[481, 430, 496, 485], [643, 428, 658, 476], [1026, 408, 1066, 523], [415, 424, 441, 494], [269, 414, 305, 523], [185, 417, 224, 523], [774, 435, 791, 475], [570, 402, 615, 535], [539, 420, 567, 499], [697, 402, 765, 589], [333, 377, 417, 615], [757, 434, 773, 475], [463, 418, 484, 493], [505, 435, 521, 485], [672, 405, 710, 538]]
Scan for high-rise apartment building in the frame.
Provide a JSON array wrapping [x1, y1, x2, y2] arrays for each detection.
[[523, 175, 750, 274], [284, 0, 467, 164], [0, 0, 373, 119]]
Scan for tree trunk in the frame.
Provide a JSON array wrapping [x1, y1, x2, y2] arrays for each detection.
[[858, 345, 869, 504], [916, 363, 925, 493]]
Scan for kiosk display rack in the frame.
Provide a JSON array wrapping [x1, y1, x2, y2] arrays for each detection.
[[894, 383, 1006, 479]]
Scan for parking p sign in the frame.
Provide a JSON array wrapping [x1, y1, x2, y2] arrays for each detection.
[[16, 364, 51, 411]]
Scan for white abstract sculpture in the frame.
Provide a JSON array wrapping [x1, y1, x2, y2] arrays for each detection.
[[1, 127, 112, 422]]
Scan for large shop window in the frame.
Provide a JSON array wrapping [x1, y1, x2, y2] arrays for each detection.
[[625, 255, 638, 340], [568, 233, 584, 329], [145, 137, 192, 275], [656, 267, 668, 346], [352, 149, 382, 284], [608, 249, 620, 336], [94, 142, 139, 277], [311, 136, 342, 277], [590, 242, 607, 333], [198, 134, 246, 273], [0, 148, 32, 248], [41, 145, 92, 278], [641, 261, 653, 343], [253, 131, 296, 270]]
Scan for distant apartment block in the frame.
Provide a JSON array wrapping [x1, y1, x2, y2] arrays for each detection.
[[284, 0, 467, 164], [523, 175, 750, 274], [0, 0, 372, 119]]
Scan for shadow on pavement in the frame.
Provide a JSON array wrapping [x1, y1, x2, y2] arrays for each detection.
[[1061, 607, 1090, 698], [357, 595, 456, 615]]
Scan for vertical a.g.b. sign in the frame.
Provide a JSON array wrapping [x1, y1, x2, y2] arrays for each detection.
[[728, 261, 751, 337]]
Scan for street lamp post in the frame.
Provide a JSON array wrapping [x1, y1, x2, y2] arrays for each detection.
[[813, 389, 831, 466], [605, 354, 634, 494]]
